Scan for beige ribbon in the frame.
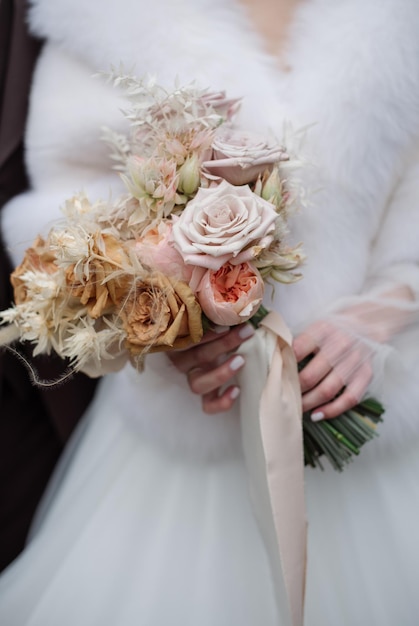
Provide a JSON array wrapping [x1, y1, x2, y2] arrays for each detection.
[[239, 311, 306, 626]]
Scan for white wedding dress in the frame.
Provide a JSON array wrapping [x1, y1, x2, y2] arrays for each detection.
[[1, 356, 419, 626], [1, 0, 419, 624], [0, 360, 280, 626]]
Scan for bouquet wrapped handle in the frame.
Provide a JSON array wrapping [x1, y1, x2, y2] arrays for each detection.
[[239, 311, 306, 626]]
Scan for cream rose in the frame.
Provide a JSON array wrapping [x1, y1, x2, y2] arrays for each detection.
[[197, 261, 264, 326], [171, 179, 278, 270], [203, 129, 288, 185]]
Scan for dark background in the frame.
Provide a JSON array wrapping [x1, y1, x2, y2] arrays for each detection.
[[0, 0, 97, 571]]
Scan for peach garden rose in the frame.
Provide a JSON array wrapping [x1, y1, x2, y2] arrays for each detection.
[[197, 261, 264, 326]]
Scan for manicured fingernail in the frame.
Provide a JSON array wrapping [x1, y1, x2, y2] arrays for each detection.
[[212, 325, 230, 334], [311, 411, 325, 422], [230, 386, 241, 400], [230, 355, 245, 371], [238, 324, 255, 340]]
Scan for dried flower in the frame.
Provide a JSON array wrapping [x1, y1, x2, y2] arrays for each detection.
[[121, 155, 179, 223], [62, 316, 129, 376], [117, 273, 203, 354], [256, 242, 305, 283], [66, 233, 132, 319], [11, 236, 59, 304]]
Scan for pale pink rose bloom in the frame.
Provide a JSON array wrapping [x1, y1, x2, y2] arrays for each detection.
[[203, 128, 288, 185], [197, 261, 264, 326], [135, 221, 191, 282], [198, 91, 241, 121], [172, 179, 278, 270]]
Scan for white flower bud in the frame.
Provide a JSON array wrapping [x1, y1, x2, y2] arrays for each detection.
[[261, 167, 283, 207], [177, 154, 201, 195]]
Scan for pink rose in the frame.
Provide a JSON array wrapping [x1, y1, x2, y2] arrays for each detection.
[[198, 91, 241, 121], [135, 221, 191, 282], [197, 261, 264, 326], [203, 129, 288, 185], [172, 179, 278, 270]]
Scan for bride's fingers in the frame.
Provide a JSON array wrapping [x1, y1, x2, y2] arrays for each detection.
[[299, 339, 368, 395], [298, 352, 333, 393], [302, 345, 368, 413], [187, 353, 246, 397], [301, 369, 344, 413], [293, 331, 319, 363], [310, 362, 373, 419], [201, 385, 241, 414], [169, 323, 254, 374]]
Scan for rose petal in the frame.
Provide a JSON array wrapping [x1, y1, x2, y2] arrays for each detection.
[[172, 180, 277, 269], [197, 261, 264, 326]]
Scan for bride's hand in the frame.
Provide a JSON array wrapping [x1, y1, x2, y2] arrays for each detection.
[[168, 323, 255, 414], [293, 320, 373, 420]]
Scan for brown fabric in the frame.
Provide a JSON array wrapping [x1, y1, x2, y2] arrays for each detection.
[[0, 0, 98, 570], [0, 0, 36, 203]]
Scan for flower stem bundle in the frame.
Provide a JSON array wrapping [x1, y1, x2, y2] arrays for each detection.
[[302, 398, 384, 471]]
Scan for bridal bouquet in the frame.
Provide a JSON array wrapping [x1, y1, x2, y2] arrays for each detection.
[[0, 72, 382, 470], [0, 73, 303, 373]]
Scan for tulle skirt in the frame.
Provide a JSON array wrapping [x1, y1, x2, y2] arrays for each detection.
[[305, 437, 419, 625], [0, 359, 279, 626], [0, 356, 419, 626]]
